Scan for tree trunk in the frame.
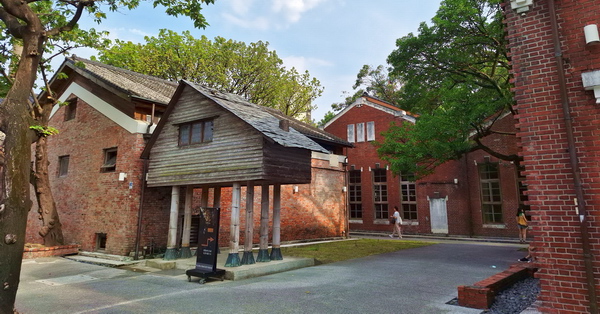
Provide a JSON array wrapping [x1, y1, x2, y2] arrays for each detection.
[[0, 28, 45, 314], [33, 101, 64, 246]]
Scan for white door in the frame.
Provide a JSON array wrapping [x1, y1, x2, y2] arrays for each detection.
[[429, 197, 448, 234]]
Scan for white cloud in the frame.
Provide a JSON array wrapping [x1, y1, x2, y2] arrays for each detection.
[[271, 0, 327, 23], [282, 55, 333, 73], [221, 0, 329, 30], [222, 13, 270, 31]]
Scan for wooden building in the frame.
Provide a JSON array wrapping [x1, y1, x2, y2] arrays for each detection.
[[26, 57, 351, 261]]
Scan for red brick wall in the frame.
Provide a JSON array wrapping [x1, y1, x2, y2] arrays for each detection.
[[504, 0, 600, 312], [325, 101, 522, 238], [27, 96, 146, 256], [189, 157, 347, 247]]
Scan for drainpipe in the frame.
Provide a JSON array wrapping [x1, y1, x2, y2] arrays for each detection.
[[133, 159, 148, 260], [547, 0, 598, 312]]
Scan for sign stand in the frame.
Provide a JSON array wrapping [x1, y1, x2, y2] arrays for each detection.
[[186, 207, 225, 284]]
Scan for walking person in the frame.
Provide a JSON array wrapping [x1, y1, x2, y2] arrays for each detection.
[[516, 207, 528, 243], [389, 206, 403, 239]]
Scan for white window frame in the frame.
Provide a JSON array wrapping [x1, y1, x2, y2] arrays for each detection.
[[367, 121, 375, 141], [356, 122, 365, 142], [347, 124, 355, 143]]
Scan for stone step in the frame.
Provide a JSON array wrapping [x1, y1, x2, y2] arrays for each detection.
[[65, 255, 142, 268], [78, 251, 134, 262]]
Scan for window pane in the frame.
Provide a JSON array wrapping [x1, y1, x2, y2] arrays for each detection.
[[347, 124, 355, 143], [367, 121, 375, 141], [356, 123, 365, 142], [190, 122, 202, 144], [58, 155, 69, 177], [179, 124, 190, 145], [203, 120, 213, 142]]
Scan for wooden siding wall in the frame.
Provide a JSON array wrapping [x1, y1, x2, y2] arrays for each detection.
[[263, 143, 311, 184], [147, 86, 265, 187]]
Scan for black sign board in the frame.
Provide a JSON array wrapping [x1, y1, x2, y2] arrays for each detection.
[[195, 207, 220, 271]]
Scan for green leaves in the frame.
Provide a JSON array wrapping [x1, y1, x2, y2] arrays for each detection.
[[378, 0, 515, 177], [97, 30, 323, 122]]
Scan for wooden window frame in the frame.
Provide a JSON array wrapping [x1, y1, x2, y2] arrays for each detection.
[[400, 173, 417, 220], [64, 98, 77, 121], [100, 148, 117, 173], [349, 169, 362, 219], [179, 119, 214, 146], [479, 162, 503, 223], [373, 168, 388, 219]]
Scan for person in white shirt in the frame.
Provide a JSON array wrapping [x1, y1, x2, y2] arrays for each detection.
[[389, 206, 403, 239]]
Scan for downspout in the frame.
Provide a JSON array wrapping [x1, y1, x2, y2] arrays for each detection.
[[547, 1, 599, 312]]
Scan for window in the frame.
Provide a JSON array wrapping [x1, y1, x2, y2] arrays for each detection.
[[356, 123, 365, 142], [347, 124, 355, 143], [373, 168, 388, 219], [179, 120, 213, 146], [349, 170, 362, 219], [101, 148, 117, 173], [400, 173, 417, 220], [479, 162, 502, 223], [58, 155, 70, 177], [96, 233, 107, 251], [367, 121, 375, 141], [64, 98, 77, 121]]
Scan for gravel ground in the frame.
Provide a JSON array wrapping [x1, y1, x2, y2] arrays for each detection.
[[483, 277, 540, 314]]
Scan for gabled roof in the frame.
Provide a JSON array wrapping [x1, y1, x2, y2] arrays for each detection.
[[264, 107, 352, 148], [142, 80, 331, 158], [323, 93, 417, 128], [51, 56, 178, 105]]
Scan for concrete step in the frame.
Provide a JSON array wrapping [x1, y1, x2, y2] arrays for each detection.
[[65, 255, 142, 268], [78, 251, 134, 262]]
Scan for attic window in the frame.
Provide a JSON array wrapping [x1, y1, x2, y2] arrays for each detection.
[[64, 97, 77, 121], [101, 148, 117, 173], [179, 119, 213, 146]]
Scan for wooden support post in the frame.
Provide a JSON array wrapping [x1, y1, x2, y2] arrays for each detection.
[[241, 182, 256, 265], [270, 183, 283, 260], [165, 186, 180, 260], [257, 183, 271, 262], [200, 187, 209, 208], [225, 182, 241, 267], [180, 186, 193, 259]]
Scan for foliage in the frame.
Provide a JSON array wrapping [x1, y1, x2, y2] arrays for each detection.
[[29, 125, 59, 137], [280, 239, 434, 264], [377, 0, 517, 177], [316, 110, 336, 128], [330, 64, 403, 113], [95, 29, 323, 122]]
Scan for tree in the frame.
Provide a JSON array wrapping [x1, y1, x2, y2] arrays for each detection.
[[0, 1, 215, 311], [95, 30, 323, 122], [377, 0, 518, 177], [329, 64, 402, 114]]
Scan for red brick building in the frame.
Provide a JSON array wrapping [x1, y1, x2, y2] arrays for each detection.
[[26, 57, 351, 258], [324, 94, 524, 238], [505, 0, 600, 312]]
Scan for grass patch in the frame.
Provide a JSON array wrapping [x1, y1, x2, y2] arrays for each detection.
[[280, 239, 435, 265]]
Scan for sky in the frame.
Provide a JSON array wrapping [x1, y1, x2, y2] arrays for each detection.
[[70, 0, 442, 122]]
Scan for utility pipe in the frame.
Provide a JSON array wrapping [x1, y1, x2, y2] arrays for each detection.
[[547, 0, 598, 311]]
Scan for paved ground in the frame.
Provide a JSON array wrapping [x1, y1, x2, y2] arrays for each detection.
[[15, 238, 526, 314]]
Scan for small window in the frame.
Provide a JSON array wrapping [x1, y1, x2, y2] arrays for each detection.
[[347, 124, 355, 143], [58, 155, 70, 177], [96, 233, 107, 251], [101, 148, 117, 173], [64, 98, 77, 121], [179, 120, 214, 146], [356, 123, 365, 142], [367, 121, 375, 141]]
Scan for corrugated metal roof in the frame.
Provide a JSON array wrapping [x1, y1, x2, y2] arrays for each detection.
[[185, 81, 329, 153]]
